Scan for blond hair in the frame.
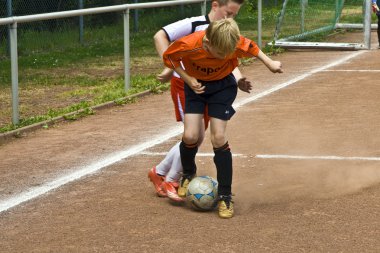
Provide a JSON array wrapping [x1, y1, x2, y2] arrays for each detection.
[[205, 18, 240, 56]]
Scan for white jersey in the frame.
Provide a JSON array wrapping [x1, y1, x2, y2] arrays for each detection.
[[162, 15, 210, 42], [162, 15, 211, 77]]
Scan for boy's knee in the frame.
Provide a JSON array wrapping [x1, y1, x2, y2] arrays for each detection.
[[182, 133, 199, 145], [211, 132, 226, 148]]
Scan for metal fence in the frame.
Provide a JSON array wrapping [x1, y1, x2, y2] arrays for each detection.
[[0, 0, 203, 56], [0, 0, 208, 125], [0, 0, 274, 127]]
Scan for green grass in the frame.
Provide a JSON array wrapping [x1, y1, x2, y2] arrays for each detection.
[[0, 74, 168, 133]]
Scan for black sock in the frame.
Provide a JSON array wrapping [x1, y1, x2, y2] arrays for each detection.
[[180, 140, 198, 177], [213, 142, 232, 196]]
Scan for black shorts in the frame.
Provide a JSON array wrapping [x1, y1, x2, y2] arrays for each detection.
[[184, 74, 238, 121]]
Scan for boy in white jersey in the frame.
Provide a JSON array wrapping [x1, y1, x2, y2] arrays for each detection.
[[148, 0, 252, 202]]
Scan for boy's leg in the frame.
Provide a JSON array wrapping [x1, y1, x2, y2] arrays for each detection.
[[210, 117, 232, 196], [165, 142, 182, 182], [210, 118, 234, 219], [148, 142, 181, 197], [178, 113, 203, 197], [162, 143, 184, 202], [206, 75, 238, 218], [165, 114, 207, 200], [148, 167, 166, 197], [156, 142, 179, 176], [149, 77, 185, 197]]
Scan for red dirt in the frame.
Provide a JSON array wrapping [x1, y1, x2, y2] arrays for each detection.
[[0, 32, 379, 252]]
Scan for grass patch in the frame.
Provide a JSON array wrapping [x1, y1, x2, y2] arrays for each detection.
[[0, 73, 168, 133]]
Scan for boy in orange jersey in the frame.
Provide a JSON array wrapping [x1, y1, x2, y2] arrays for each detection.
[[148, 0, 251, 202], [163, 18, 283, 218]]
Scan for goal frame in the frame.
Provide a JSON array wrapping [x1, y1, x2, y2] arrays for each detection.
[[269, 0, 375, 50]]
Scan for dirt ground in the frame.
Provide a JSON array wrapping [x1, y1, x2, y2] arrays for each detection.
[[0, 32, 380, 252]]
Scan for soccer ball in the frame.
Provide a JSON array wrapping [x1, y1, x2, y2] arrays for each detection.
[[186, 176, 218, 211]]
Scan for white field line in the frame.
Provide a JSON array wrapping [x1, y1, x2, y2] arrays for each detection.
[[233, 51, 365, 109], [0, 127, 183, 213], [140, 151, 245, 157], [256, 154, 380, 161], [322, 70, 380, 72], [0, 50, 366, 214]]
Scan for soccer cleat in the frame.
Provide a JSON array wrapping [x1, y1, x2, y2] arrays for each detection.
[[218, 195, 234, 219], [162, 181, 183, 202], [178, 174, 195, 198], [148, 167, 166, 197]]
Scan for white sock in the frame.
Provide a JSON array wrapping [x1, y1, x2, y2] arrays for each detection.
[[166, 144, 182, 182], [156, 142, 180, 176]]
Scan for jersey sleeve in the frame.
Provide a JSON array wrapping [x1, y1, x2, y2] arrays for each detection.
[[235, 36, 260, 58], [163, 40, 187, 69], [162, 18, 193, 42]]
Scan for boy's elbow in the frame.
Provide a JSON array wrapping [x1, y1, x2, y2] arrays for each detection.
[[154, 30, 167, 44], [153, 31, 160, 42], [153, 33, 161, 46]]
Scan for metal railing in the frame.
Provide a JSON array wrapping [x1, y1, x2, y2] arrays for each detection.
[[0, 0, 208, 125]]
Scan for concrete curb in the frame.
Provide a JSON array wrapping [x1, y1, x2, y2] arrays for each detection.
[[0, 90, 152, 145]]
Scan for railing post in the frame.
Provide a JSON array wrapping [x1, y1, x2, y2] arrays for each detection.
[[300, 0, 305, 33], [134, 0, 139, 32], [79, 0, 84, 44], [274, 0, 289, 40], [364, 0, 371, 49], [10, 22, 19, 125], [180, 4, 185, 16], [258, 0, 262, 48], [124, 8, 130, 91], [201, 0, 207, 15], [335, 0, 340, 24], [6, 0, 12, 57]]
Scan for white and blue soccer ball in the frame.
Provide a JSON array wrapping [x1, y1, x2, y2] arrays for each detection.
[[186, 176, 218, 211]]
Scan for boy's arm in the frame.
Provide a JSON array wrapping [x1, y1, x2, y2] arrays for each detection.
[[154, 29, 174, 83], [163, 41, 205, 94], [237, 36, 283, 76], [154, 29, 170, 59], [154, 18, 194, 83], [256, 50, 283, 73]]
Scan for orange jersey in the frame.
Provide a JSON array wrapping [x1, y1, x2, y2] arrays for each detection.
[[163, 30, 260, 81]]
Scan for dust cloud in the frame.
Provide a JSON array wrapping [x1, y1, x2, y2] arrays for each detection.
[[233, 162, 380, 213]]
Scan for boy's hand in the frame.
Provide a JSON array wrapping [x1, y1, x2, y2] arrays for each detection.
[[157, 67, 174, 83], [237, 77, 252, 93], [174, 67, 205, 94], [268, 60, 283, 73], [187, 76, 205, 94]]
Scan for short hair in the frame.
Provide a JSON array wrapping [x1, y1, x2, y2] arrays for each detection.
[[214, 0, 245, 5], [205, 18, 240, 56]]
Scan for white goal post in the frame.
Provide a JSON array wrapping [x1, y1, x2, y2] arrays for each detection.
[[269, 0, 375, 50]]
